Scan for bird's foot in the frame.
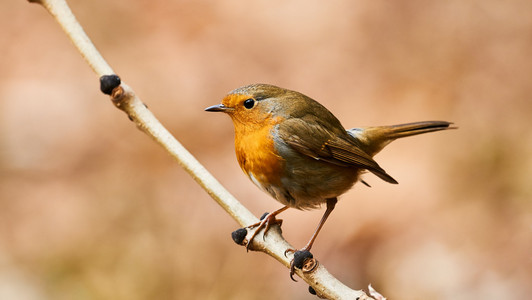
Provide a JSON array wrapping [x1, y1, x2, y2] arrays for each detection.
[[244, 211, 283, 251]]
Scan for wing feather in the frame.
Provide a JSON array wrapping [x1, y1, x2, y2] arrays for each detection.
[[279, 118, 398, 184]]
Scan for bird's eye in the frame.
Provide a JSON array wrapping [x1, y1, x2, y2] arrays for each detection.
[[243, 98, 255, 109]]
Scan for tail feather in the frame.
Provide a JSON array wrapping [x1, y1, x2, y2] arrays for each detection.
[[382, 121, 454, 139], [347, 121, 455, 157]]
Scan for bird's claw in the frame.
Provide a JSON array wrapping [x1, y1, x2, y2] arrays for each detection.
[[284, 248, 295, 257], [244, 212, 283, 251]]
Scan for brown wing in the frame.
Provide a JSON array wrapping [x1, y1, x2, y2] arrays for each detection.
[[279, 118, 398, 184]]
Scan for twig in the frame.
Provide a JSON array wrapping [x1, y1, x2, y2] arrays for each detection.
[[27, 0, 375, 299]]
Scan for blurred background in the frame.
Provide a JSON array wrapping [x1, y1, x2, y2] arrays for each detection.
[[1, 0, 531, 299]]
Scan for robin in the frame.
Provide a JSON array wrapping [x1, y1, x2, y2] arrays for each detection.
[[205, 83, 453, 276]]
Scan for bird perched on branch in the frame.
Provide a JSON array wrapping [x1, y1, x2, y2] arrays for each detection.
[[206, 83, 454, 277]]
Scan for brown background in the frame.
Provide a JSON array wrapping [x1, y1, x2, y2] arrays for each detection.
[[1, 1, 531, 299]]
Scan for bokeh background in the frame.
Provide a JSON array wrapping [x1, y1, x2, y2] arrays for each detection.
[[2, 1, 531, 299]]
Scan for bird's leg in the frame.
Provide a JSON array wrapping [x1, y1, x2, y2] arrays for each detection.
[[301, 197, 337, 252], [245, 205, 289, 251], [286, 198, 337, 254], [286, 197, 337, 280]]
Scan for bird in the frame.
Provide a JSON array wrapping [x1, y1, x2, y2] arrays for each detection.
[[205, 83, 454, 276]]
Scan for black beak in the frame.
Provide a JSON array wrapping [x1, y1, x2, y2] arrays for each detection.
[[205, 104, 230, 112]]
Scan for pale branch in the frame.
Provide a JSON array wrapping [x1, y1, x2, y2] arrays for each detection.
[[27, 0, 377, 299]]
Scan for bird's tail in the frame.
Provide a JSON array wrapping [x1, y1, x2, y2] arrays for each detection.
[[347, 121, 455, 157]]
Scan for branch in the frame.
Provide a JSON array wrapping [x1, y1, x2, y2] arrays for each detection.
[[27, 0, 377, 299]]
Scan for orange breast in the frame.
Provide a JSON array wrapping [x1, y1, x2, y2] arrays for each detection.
[[234, 120, 284, 189]]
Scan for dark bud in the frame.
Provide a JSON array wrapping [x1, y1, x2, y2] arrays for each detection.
[[292, 250, 313, 269], [259, 212, 269, 221], [231, 228, 247, 245], [100, 75, 121, 95], [308, 286, 316, 295]]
